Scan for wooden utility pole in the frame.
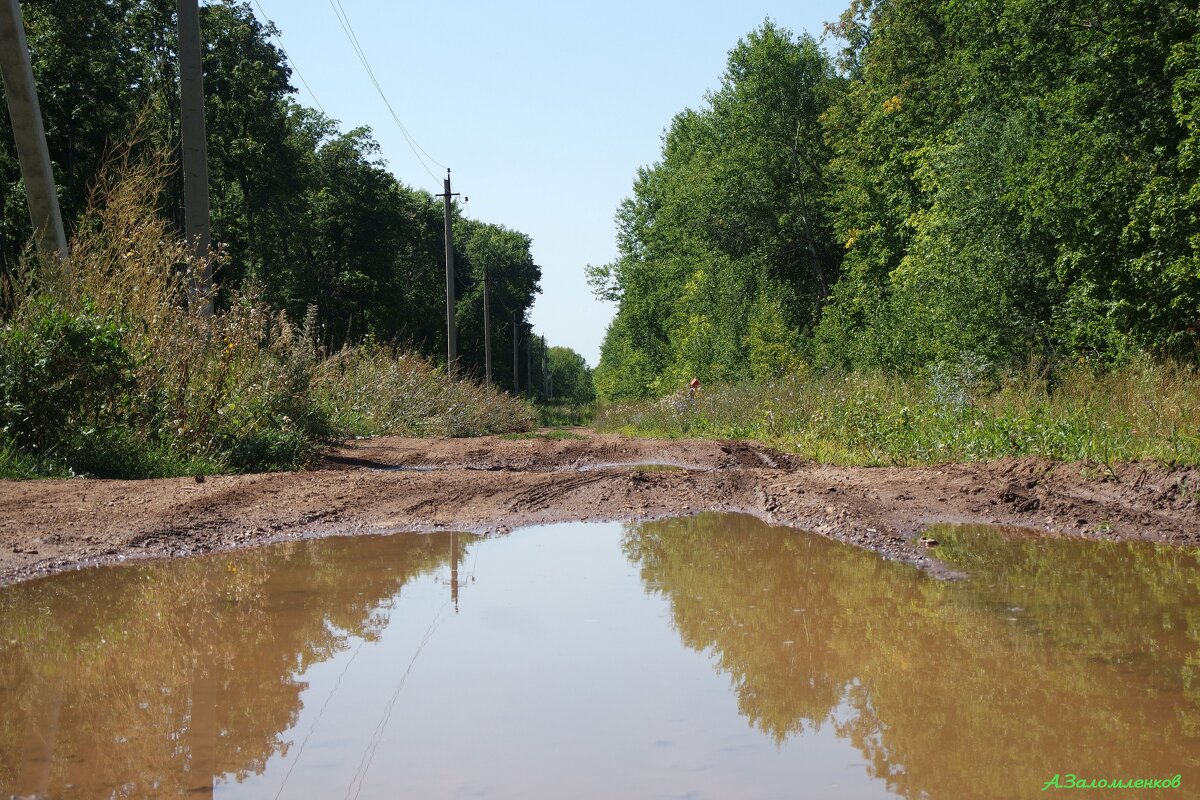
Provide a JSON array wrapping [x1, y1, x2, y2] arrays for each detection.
[[438, 169, 460, 377], [177, 0, 213, 315], [482, 261, 492, 384], [526, 325, 532, 400], [0, 0, 67, 261], [542, 334, 549, 399]]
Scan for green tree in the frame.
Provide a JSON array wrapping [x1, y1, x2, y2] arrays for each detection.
[[546, 346, 595, 404], [1, 0, 544, 372], [592, 20, 841, 399], [454, 218, 542, 389], [1, 0, 175, 269], [814, 0, 1200, 370]]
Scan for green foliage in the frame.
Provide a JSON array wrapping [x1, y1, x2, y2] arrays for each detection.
[[537, 403, 594, 427], [1, 0, 545, 384], [744, 294, 801, 381], [454, 220, 543, 394], [0, 299, 133, 454], [593, 312, 662, 401], [0, 435, 66, 479], [0, 295, 533, 478], [591, 21, 839, 400], [814, 0, 1200, 370], [546, 346, 595, 404], [310, 342, 535, 439], [0, 1, 554, 476], [0, 138, 533, 478], [597, 5, 1200, 395]]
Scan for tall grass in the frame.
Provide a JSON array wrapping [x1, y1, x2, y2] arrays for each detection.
[[0, 144, 533, 479], [596, 359, 1200, 466]]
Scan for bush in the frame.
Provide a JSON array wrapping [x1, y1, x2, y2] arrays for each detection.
[[0, 299, 134, 455]]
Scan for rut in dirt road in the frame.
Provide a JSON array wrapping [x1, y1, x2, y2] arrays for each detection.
[[0, 433, 1196, 586]]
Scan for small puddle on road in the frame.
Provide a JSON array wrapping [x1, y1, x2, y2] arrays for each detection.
[[0, 515, 1196, 799], [575, 461, 692, 473], [375, 462, 695, 473]]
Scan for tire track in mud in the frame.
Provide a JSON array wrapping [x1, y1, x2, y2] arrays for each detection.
[[0, 433, 1196, 585], [505, 473, 612, 512]]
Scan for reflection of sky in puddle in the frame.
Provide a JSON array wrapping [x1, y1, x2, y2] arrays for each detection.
[[1, 514, 1196, 799], [226, 525, 886, 800]]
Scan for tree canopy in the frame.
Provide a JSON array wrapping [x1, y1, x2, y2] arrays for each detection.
[[0, 0, 544, 384]]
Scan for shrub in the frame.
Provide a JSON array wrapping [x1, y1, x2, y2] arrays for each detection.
[[0, 299, 134, 455]]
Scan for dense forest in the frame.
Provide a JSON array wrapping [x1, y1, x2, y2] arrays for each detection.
[[591, 1, 1200, 400], [0, 0, 549, 393]]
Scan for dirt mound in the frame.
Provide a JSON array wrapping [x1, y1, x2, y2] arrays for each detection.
[[0, 433, 1195, 585]]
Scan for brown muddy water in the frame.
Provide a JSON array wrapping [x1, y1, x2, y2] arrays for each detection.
[[1, 514, 1197, 799]]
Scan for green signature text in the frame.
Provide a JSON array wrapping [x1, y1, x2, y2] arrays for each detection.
[[1043, 774, 1182, 791]]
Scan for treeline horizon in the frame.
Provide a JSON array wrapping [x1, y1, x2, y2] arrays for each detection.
[[0, 0, 581, 397], [591, 1, 1200, 400]]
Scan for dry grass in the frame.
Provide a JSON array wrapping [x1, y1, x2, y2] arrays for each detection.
[[312, 342, 536, 438]]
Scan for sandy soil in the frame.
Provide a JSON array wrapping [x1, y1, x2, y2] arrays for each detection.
[[1, 432, 1197, 585]]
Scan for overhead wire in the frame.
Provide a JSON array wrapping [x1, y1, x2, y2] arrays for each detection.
[[344, 599, 454, 800], [330, 0, 445, 172], [327, 0, 443, 181], [272, 630, 371, 800], [249, 0, 328, 116], [325, 0, 444, 186]]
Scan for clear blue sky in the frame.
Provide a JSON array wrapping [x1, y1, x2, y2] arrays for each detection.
[[242, 0, 849, 366]]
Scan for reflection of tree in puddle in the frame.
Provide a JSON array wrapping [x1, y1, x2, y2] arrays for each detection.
[[624, 514, 1200, 799], [0, 532, 472, 798]]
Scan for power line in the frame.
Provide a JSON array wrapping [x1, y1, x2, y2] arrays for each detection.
[[272, 631, 369, 800], [250, 0, 327, 116], [331, 0, 445, 172], [326, 0, 444, 185], [327, 0, 443, 177], [344, 600, 453, 800]]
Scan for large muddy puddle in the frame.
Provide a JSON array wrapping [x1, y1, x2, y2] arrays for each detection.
[[1, 514, 1197, 798]]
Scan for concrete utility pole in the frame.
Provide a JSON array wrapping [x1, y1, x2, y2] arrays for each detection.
[[512, 311, 519, 394], [0, 0, 67, 261], [526, 325, 533, 400], [177, 0, 213, 315], [542, 334, 549, 399], [438, 169, 460, 377], [482, 261, 492, 384]]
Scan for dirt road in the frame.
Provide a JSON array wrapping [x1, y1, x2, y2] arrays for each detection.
[[1, 432, 1197, 585]]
